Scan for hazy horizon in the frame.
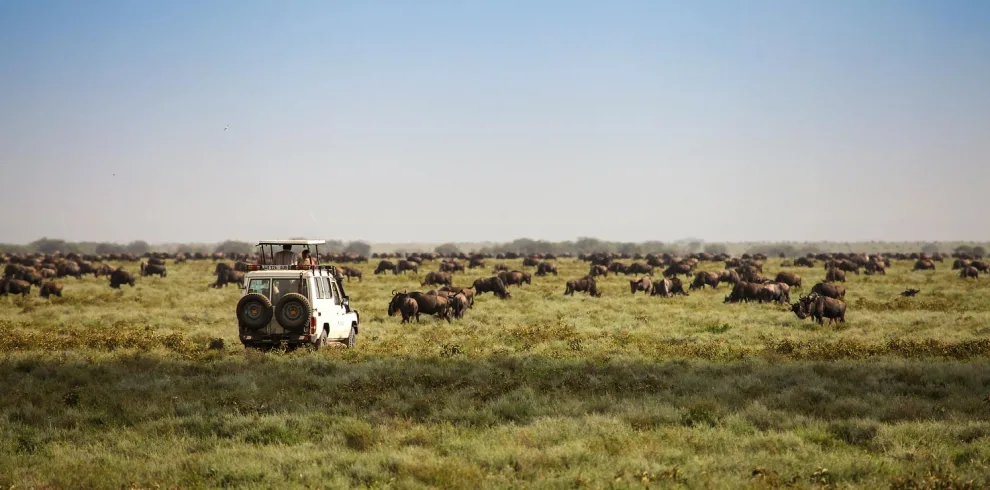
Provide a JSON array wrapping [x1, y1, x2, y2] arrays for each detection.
[[2, 0, 989, 245]]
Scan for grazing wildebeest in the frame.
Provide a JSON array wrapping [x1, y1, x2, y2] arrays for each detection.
[[339, 266, 363, 281], [758, 283, 789, 304], [589, 265, 608, 278], [564, 276, 602, 297], [422, 271, 453, 287], [439, 286, 475, 307], [723, 281, 761, 303], [40, 281, 63, 298], [536, 262, 558, 276], [810, 282, 846, 299], [374, 260, 398, 275], [825, 268, 846, 283], [492, 263, 510, 273], [913, 259, 936, 271], [774, 272, 802, 288], [450, 293, 470, 319], [718, 269, 740, 286], [792, 293, 847, 325], [396, 260, 419, 274], [140, 262, 167, 278], [498, 270, 531, 287], [653, 277, 688, 297], [970, 261, 989, 273], [625, 263, 654, 276], [388, 290, 451, 323], [109, 269, 136, 289], [794, 257, 816, 267], [472, 277, 511, 299], [607, 262, 628, 275], [439, 261, 465, 273], [629, 277, 653, 295], [690, 271, 720, 290], [960, 266, 979, 279], [663, 263, 693, 278], [1, 278, 31, 296]]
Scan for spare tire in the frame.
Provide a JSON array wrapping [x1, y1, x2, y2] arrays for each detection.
[[275, 293, 311, 332], [237, 293, 273, 330]]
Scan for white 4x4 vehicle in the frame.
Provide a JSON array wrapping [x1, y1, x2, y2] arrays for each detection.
[[236, 240, 360, 349]]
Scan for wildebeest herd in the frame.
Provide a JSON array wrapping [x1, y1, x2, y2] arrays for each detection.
[[2, 248, 985, 329]]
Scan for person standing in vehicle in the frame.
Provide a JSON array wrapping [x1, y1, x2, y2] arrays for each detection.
[[273, 244, 297, 265], [297, 249, 316, 269]]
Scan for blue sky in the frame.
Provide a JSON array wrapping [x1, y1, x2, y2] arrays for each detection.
[[1, 0, 988, 244]]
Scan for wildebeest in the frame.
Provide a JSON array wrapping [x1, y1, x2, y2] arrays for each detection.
[[900, 288, 920, 297], [450, 292, 470, 319], [492, 263, 510, 273], [439, 286, 475, 307], [468, 257, 485, 269], [663, 263, 693, 278], [774, 272, 802, 288], [724, 281, 761, 303], [794, 257, 816, 268], [952, 259, 971, 270], [825, 268, 846, 283], [564, 276, 601, 297], [472, 277, 511, 299], [971, 261, 990, 273], [140, 262, 167, 278], [589, 265, 608, 278], [960, 266, 979, 279], [792, 293, 847, 325], [498, 271, 531, 287], [629, 277, 653, 295], [213, 270, 245, 288], [810, 282, 846, 299], [652, 277, 688, 297], [40, 281, 63, 298], [109, 269, 136, 289], [339, 266, 363, 281], [864, 261, 886, 275], [0, 277, 31, 296], [607, 262, 628, 275], [439, 261, 465, 273], [758, 283, 790, 304], [536, 262, 558, 276], [718, 269, 741, 286], [625, 263, 654, 276], [374, 260, 397, 275], [690, 271, 720, 290], [396, 260, 419, 274], [913, 259, 936, 271], [57, 261, 82, 279], [388, 290, 450, 323], [421, 271, 453, 287]]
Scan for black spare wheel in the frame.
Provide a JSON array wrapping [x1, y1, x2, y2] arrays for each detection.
[[275, 293, 312, 332], [237, 293, 273, 330]]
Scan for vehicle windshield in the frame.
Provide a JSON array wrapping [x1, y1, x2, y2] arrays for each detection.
[[246, 279, 271, 297]]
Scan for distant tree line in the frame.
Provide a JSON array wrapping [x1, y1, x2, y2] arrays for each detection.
[[1, 237, 986, 258]]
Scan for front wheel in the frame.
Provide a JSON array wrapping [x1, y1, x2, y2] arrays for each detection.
[[345, 327, 356, 348]]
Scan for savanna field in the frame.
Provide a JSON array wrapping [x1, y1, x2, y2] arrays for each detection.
[[2, 257, 990, 489]]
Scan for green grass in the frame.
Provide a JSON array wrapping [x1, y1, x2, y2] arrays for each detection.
[[1, 258, 989, 489]]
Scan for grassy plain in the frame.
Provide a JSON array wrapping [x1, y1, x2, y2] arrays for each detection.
[[1, 257, 989, 489]]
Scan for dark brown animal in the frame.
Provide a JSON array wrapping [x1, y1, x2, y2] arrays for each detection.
[[960, 266, 979, 279], [1, 278, 31, 296], [690, 271, 720, 290], [825, 268, 846, 283], [439, 286, 475, 307], [774, 272, 802, 288], [40, 281, 63, 298], [663, 263, 693, 278], [374, 260, 398, 275], [913, 259, 936, 271], [109, 269, 135, 289], [472, 277, 511, 299], [718, 269, 740, 286], [625, 263, 654, 276], [498, 271, 531, 287], [589, 265, 608, 278], [724, 281, 760, 303], [810, 282, 846, 299], [396, 260, 419, 274], [653, 277, 688, 297], [564, 276, 601, 297], [492, 263, 510, 273], [339, 266, 363, 281], [140, 262, 167, 278], [422, 271, 453, 287], [388, 290, 451, 323], [450, 293, 470, 319], [536, 262, 558, 276], [792, 293, 846, 325], [629, 277, 653, 295]]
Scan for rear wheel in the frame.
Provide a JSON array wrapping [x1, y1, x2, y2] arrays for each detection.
[[345, 326, 357, 348], [313, 329, 328, 350]]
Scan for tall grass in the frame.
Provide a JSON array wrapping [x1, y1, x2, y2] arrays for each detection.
[[1, 258, 988, 488]]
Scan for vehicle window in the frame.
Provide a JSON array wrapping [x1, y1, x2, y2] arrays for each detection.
[[329, 281, 341, 305], [314, 277, 325, 299], [272, 278, 307, 305], [247, 279, 271, 298], [321, 278, 332, 301]]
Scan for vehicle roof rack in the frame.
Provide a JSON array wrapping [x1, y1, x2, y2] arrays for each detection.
[[256, 239, 326, 246]]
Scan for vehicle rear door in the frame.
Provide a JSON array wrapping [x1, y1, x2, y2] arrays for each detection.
[[323, 276, 348, 339]]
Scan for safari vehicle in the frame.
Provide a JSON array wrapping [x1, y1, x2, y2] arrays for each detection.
[[236, 240, 360, 349]]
